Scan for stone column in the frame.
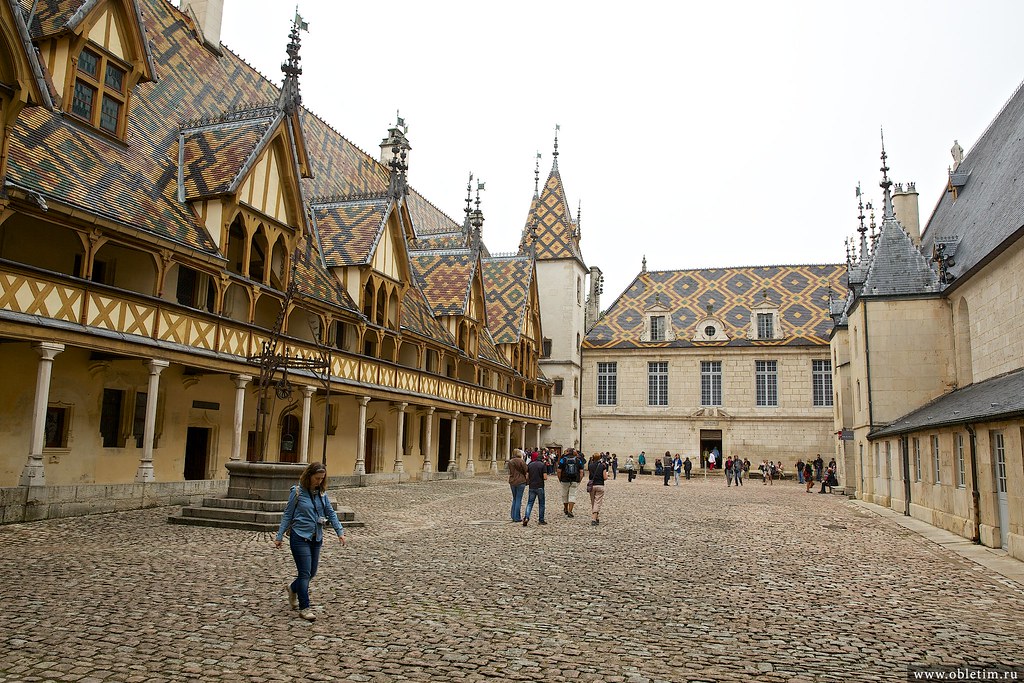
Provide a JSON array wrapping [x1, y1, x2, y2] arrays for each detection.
[[136, 359, 170, 483], [504, 417, 513, 466], [299, 385, 315, 464], [422, 407, 435, 475], [535, 424, 542, 450], [394, 402, 408, 473], [520, 421, 527, 453], [465, 414, 476, 476], [490, 416, 499, 475], [447, 411, 459, 472], [19, 342, 65, 487], [355, 396, 370, 475], [229, 374, 252, 461]]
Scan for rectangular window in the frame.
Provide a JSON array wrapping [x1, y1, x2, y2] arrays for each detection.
[[812, 359, 833, 407], [542, 338, 551, 358], [931, 435, 941, 483], [874, 442, 881, 474], [132, 391, 148, 448], [755, 360, 777, 407], [700, 361, 722, 406], [99, 95, 121, 133], [418, 415, 427, 456], [104, 63, 125, 92], [100, 388, 125, 448], [992, 431, 1006, 494], [553, 378, 563, 396], [72, 81, 96, 119], [648, 361, 668, 406], [913, 438, 922, 482], [597, 362, 617, 406], [885, 441, 892, 480], [45, 406, 70, 449], [956, 433, 966, 488], [757, 313, 774, 339], [650, 316, 665, 342]]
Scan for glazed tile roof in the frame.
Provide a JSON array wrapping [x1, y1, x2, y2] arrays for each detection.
[[179, 113, 276, 200], [585, 264, 847, 349], [410, 250, 476, 317], [412, 230, 468, 251], [313, 195, 391, 267], [481, 256, 533, 345], [921, 79, 1024, 281], [407, 190, 459, 236], [400, 283, 456, 347], [292, 237, 356, 312], [477, 327, 506, 367], [521, 166, 583, 263]]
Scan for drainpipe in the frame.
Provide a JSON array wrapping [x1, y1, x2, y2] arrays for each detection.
[[965, 423, 981, 544]]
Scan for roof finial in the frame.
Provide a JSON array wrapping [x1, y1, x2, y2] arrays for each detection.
[[471, 179, 485, 250], [862, 201, 874, 261], [552, 124, 560, 168], [880, 127, 894, 220], [463, 172, 473, 234], [641, 254, 647, 273], [533, 151, 541, 198], [576, 200, 581, 227], [279, 8, 308, 114], [855, 183, 868, 262]]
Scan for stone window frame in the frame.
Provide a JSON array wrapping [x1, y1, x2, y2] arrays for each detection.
[[691, 316, 729, 343], [748, 302, 784, 341], [754, 359, 778, 407], [44, 402, 74, 452], [640, 299, 675, 343]]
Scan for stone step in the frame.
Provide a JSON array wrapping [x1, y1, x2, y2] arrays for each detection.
[[168, 512, 366, 531]]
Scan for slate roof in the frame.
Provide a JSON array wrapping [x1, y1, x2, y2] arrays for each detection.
[[920, 79, 1024, 280], [862, 216, 941, 296], [585, 264, 846, 349], [871, 368, 1024, 438], [313, 195, 391, 267], [521, 165, 583, 263], [410, 250, 476, 317], [481, 255, 533, 345]]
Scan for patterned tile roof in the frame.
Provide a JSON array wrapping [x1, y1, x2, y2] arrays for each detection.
[[585, 264, 847, 349], [292, 237, 356, 312], [400, 283, 456, 347], [407, 190, 459, 236], [313, 196, 390, 267], [521, 165, 583, 263], [412, 232, 468, 251], [179, 114, 275, 200], [477, 327, 507, 367], [409, 250, 475, 317], [481, 256, 533, 345]]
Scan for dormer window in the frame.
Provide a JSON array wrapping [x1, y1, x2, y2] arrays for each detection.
[[757, 313, 774, 340], [692, 314, 729, 343], [651, 315, 666, 341], [749, 291, 783, 341], [641, 296, 674, 343], [71, 46, 129, 137]]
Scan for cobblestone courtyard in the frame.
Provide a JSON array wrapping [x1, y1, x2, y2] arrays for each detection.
[[2, 475, 1022, 682]]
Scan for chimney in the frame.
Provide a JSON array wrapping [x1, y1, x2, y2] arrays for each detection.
[[380, 125, 411, 170], [585, 266, 603, 333], [182, 0, 224, 51], [892, 181, 920, 245]]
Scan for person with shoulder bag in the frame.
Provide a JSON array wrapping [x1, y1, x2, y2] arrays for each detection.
[[274, 462, 347, 621], [587, 453, 608, 526]]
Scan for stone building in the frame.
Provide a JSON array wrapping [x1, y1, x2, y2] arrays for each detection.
[[831, 80, 1024, 560], [581, 260, 845, 466], [0, 0, 550, 520]]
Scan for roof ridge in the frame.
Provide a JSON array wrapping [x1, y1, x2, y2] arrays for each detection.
[[310, 190, 390, 206], [642, 262, 845, 275], [178, 104, 279, 131]]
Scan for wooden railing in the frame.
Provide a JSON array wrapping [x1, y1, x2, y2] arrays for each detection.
[[0, 261, 550, 421]]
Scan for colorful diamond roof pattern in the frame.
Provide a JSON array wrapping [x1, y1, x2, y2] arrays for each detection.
[[585, 264, 847, 349], [410, 251, 476, 317], [481, 256, 533, 345], [400, 284, 456, 346], [521, 166, 583, 263], [180, 116, 275, 200], [412, 231, 468, 251], [314, 196, 390, 267]]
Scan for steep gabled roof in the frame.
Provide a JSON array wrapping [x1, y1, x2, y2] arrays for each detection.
[[921, 78, 1024, 281], [313, 195, 391, 267], [399, 281, 457, 348], [585, 264, 846, 350], [178, 109, 277, 200], [862, 217, 941, 297], [522, 166, 583, 263], [481, 255, 533, 345], [409, 249, 476, 317]]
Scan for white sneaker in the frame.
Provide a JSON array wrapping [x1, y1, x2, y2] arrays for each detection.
[[286, 585, 298, 610], [299, 608, 316, 621]]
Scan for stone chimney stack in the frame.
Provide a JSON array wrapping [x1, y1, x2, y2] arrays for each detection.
[[380, 125, 411, 170], [182, 0, 224, 50], [585, 266, 603, 333], [892, 182, 921, 246]]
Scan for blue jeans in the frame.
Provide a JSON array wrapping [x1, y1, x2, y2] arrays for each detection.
[[510, 483, 526, 521], [798, 471, 805, 483], [525, 486, 545, 522], [288, 533, 323, 609]]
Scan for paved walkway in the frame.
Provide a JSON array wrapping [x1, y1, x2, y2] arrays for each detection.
[[1, 474, 1022, 682]]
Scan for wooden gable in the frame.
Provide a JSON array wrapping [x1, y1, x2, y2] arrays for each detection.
[[234, 128, 304, 233], [369, 200, 412, 285]]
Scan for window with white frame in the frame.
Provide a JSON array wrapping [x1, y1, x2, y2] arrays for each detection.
[[992, 431, 1006, 494], [812, 360, 833, 406], [913, 438, 922, 482], [701, 361, 722, 406], [648, 361, 668, 406], [956, 433, 966, 488], [650, 316, 665, 342], [874, 442, 881, 474], [757, 312, 774, 340], [931, 435, 941, 483], [885, 441, 892, 480], [755, 360, 777, 406], [597, 362, 617, 406]]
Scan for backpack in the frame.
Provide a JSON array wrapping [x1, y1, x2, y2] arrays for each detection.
[[562, 457, 579, 479]]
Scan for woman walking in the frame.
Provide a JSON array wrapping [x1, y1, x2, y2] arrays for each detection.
[[588, 452, 608, 526], [275, 462, 347, 621]]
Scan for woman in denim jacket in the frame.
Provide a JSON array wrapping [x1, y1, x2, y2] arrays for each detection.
[[274, 462, 346, 621]]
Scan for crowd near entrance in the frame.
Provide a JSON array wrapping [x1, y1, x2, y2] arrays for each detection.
[[699, 430, 723, 468]]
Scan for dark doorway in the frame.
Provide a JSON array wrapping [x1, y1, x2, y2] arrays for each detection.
[[279, 414, 300, 463], [699, 429, 723, 468], [437, 418, 452, 472], [184, 427, 210, 480], [365, 428, 377, 473]]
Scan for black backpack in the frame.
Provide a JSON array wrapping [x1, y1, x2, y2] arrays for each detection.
[[562, 457, 579, 479]]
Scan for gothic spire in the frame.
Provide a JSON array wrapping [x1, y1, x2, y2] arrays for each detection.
[[880, 128, 894, 220], [533, 152, 541, 198], [552, 124, 560, 169], [462, 172, 473, 236], [279, 10, 308, 115]]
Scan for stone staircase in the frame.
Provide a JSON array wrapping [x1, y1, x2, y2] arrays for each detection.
[[169, 496, 365, 532]]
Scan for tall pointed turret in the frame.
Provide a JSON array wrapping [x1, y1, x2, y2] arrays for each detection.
[[519, 126, 583, 263], [278, 13, 306, 115]]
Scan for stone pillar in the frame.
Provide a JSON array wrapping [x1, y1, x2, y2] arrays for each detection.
[[355, 396, 370, 475], [422, 407, 434, 474], [490, 416, 499, 475], [535, 423, 542, 450], [229, 374, 252, 461], [394, 402, 408, 473], [135, 359, 169, 483], [465, 414, 476, 476], [520, 421, 527, 453], [19, 342, 65, 487], [447, 411, 459, 472], [504, 417, 512, 466], [299, 385, 315, 464]]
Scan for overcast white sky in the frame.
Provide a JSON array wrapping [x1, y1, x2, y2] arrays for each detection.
[[211, 0, 1024, 302]]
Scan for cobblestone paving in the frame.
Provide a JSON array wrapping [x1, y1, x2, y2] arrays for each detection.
[[2, 474, 1023, 682]]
